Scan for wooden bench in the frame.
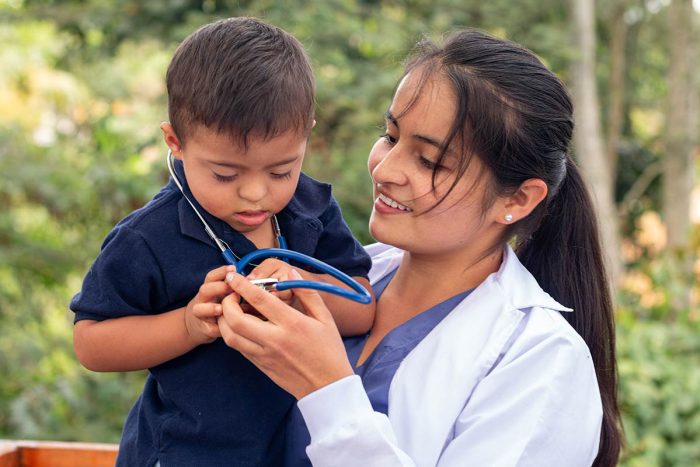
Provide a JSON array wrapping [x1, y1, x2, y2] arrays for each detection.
[[0, 440, 117, 467]]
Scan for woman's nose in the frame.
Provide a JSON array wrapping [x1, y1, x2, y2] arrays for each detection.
[[368, 142, 407, 186]]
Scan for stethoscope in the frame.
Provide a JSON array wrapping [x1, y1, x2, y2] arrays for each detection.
[[166, 150, 371, 304]]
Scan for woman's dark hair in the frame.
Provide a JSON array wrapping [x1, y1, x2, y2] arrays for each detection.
[[402, 29, 621, 465], [166, 17, 315, 147]]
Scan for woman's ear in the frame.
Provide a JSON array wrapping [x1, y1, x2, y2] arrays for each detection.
[[161, 122, 183, 158], [497, 179, 548, 225]]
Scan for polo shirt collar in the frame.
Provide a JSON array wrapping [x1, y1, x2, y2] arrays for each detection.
[[169, 158, 234, 248], [169, 161, 325, 258]]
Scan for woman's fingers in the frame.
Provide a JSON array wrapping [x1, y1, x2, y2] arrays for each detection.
[[225, 271, 292, 324], [218, 316, 265, 356], [286, 269, 333, 323], [219, 294, 268, 353]]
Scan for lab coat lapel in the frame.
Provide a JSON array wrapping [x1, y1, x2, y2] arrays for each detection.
[[380, 245, 569, 466], [387, 277, 524, 466]]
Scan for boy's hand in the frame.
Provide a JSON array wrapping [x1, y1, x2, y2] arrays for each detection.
[[185, 265, 237, 345], [247, 258, 301, 306]]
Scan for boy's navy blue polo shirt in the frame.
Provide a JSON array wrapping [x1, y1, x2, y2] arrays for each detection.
[[70, 160, 371, 467]]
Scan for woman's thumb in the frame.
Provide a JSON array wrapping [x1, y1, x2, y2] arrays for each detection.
[[288, 269, 333, 323]]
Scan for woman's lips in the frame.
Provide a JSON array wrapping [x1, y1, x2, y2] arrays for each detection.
[[374, 192, 413, 214]]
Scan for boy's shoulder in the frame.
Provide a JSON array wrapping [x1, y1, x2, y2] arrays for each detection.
[[286, 172, 333, 218], [112, 183, 181, 238]]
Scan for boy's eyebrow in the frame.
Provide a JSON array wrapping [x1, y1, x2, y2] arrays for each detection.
[[208, 156, 300, 170], [385, 110, 449, 153]]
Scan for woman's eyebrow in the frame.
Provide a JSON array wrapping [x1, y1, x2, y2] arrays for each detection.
[[385, 110, 399, 127], [385, 110, 448, 153]]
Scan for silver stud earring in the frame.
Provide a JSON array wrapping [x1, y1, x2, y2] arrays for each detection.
[[504, 213, 513, 222]]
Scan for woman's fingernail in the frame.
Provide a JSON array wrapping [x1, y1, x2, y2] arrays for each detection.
[[225, 272, 236, 283]]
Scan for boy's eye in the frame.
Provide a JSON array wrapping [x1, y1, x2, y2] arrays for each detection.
[[213, 172, 237, 183], [271, 171, 292, 180]]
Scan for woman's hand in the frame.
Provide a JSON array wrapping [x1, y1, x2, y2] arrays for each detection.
[[246, 258, 297, 306], [218, 269, 355, 400]]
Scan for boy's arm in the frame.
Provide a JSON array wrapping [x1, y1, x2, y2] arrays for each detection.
[[74, 309, 195, 372], [74, 265, 235, 372]]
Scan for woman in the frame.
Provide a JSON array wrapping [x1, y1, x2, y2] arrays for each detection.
[[218, 29, 622, 466]]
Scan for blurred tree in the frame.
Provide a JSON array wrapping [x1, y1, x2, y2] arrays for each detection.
[[1, 1, 699, 464], [663, 0, 696, 313], [571, 0, 623, 285]]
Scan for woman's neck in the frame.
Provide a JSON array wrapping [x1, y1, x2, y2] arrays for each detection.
[[389, 245, 503, 308]]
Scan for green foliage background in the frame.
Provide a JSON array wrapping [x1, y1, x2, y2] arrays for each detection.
[[0, 1, 698, 465]]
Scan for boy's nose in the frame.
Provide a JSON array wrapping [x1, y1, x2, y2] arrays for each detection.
[[237, 179, 268, 203]]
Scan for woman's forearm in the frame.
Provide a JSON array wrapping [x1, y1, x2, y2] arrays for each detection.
[[299, 375, 416, 466]]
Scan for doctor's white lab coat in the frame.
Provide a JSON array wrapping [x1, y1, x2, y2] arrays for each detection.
[[297, 243, 603, 466]]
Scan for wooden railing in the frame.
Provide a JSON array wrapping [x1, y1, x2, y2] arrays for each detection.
[[0, 440, 117, 467]]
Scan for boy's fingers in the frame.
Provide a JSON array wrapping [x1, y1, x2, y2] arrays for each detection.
[[192, 302, 223, 319], [204, 265, 237, 283], [248, 259, 283, 280], [203, 322, 222, 339], [198, 281, 234, 302]]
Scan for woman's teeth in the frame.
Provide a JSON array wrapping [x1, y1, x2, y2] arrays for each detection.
[[378, 193, 412, 212]]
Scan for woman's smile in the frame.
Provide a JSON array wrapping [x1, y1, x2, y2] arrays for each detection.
[[374, 192, 414, 213]]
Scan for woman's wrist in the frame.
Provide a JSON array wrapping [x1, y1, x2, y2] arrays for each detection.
[[298, 365, 355, 400], [298, 375, 373, 439]]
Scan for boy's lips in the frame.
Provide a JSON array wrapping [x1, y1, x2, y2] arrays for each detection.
[[233, 210, 269, 226]]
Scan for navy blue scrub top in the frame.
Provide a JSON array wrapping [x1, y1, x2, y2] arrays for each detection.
[[284, 269, 472, 466], [70, 159, 371, 467]]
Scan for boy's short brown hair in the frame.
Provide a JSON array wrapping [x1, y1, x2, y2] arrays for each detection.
[[166, 17, 315, 147]]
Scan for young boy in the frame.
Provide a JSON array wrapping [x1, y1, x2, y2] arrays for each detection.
[[70, 17, 374, 466]]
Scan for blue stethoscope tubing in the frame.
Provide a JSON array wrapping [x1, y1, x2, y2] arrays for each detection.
[[166, 150, 372, 304], [234, 248, 371, 304]]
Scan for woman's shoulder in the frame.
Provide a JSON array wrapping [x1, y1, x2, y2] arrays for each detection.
[[491, 246, 591, 360], [511, 305, 593, 364]]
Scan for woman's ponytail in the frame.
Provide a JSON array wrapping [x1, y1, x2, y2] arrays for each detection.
[[517, 157, 621, 467], [407, 29, 622, 465]]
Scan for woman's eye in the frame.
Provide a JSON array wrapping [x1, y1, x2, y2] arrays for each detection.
[[380, 132, 397, 145], [271, 171, 292, 180], [419, 156, 441, 171], [213, 172, 237, 183]]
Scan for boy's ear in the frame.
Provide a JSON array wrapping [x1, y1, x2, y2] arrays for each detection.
[[161, 122, 183, 158], [495, 178, 548, 225]]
